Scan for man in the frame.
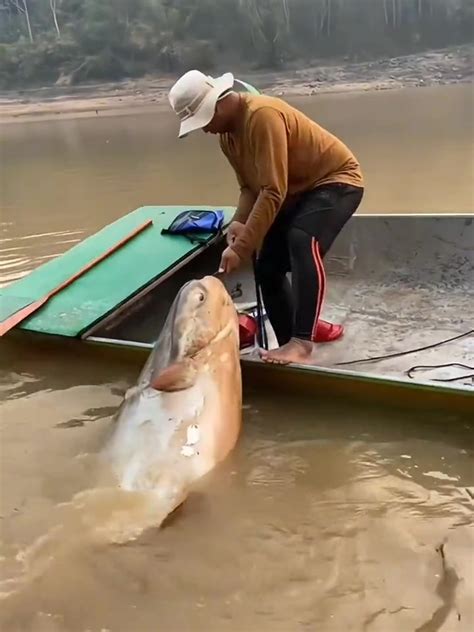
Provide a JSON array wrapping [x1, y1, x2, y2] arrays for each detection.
[[168, 70, 364, 365]]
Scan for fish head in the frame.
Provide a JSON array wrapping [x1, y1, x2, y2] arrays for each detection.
[[145, 275, 239, 392], [170, 275, 238, 359]]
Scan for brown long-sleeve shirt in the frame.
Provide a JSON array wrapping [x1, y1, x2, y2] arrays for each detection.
[[219, 93, 363, 260]]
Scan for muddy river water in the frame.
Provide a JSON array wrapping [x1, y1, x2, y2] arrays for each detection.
[[0, 83, 473, 631]]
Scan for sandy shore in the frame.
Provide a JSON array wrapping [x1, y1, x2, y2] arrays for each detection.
[[0, 44, 472, 123]]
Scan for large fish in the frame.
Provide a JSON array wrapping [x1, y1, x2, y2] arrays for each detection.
[[100, 275, 242, 521], [0, 278, 241, 598]]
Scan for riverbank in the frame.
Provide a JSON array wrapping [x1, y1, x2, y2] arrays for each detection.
[[0, 44, 472, 123]]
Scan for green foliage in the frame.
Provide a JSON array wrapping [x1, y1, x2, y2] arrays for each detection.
[[0, 0, 472, 88]]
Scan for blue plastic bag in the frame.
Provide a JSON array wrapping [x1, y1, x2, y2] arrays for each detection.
[[161, 209, 225, 244]]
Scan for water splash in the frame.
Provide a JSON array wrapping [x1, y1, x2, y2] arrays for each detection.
[[0, 485, 177, 601]]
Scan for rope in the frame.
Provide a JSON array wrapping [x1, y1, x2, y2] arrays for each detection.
[[406, 363, 474, 384], [335, 329, 474, 367]]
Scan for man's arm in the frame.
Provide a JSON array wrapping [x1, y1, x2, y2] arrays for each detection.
[[233, 174, 257, 224], [230, 108, 288, 260], [219, 135, 256, 223]]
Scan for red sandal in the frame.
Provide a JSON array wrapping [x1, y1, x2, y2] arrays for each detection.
[[314, 319, 344, 343]]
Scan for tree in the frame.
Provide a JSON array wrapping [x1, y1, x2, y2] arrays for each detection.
[[49, 0, 61, 38], [0, 0, 472, 88]]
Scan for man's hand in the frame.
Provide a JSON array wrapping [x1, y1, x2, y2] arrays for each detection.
[[226, 221, 245, 246], [219, 246, 242, 274]]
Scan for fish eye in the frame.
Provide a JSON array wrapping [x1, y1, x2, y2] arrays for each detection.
[[198, 292, 205, 302]]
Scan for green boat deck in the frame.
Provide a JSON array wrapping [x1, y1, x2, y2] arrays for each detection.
[[0, 206, 234, 337]]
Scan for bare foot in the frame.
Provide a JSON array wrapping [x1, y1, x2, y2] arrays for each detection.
[[259, 338, 315, 365]]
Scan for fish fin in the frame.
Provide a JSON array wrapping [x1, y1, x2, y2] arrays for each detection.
[[150, 361, 197, 392]]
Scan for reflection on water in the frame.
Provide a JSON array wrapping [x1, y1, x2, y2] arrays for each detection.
[[1, 84, 473, 286], [0, 343, 473, 632], [0, 229, 85, 287]]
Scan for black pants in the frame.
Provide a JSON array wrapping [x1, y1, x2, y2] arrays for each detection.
[[255, 183, 364, 345]]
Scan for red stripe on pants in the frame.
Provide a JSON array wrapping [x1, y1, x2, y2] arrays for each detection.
[[310, 238, 326, 341]]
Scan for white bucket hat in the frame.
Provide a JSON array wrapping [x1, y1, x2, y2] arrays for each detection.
[[168, 69, 234, 138]]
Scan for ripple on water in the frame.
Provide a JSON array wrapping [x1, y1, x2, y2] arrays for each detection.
[[0, 230, 85, 287]]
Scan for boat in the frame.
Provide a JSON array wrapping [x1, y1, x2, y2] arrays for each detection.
[[1, 205, 472, 416]]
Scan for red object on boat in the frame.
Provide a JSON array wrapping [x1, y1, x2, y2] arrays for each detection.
[[238, 313, 257, 349], [315, 319, 344, 342], [237, 314, 343, 348]]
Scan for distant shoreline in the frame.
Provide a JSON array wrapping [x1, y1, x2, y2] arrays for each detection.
[[0, 44, 472, 124]]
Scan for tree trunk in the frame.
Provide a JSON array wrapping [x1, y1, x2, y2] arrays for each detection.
[[383, 0, 389, 26], [50, 0, 61, 39], [318, 0, 327, 35], [281, 0, 290, 31], [12, 0, 34, 42], [22, 0, 33, 42], [397, 0, 403, 27]]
